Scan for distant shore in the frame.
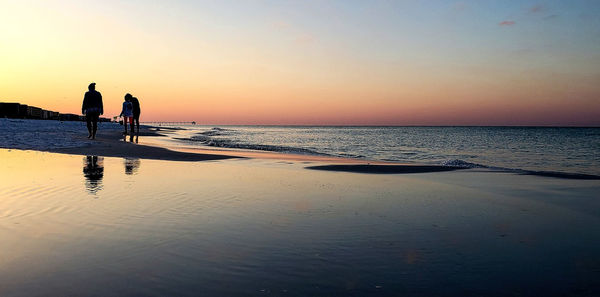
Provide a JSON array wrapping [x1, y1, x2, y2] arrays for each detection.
[[0, 102, 111, 122]]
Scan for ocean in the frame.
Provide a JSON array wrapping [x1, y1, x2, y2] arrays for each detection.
[[1, 119, 598, 176], [164, 125, 600, 176], [2, 120, 600, 296]]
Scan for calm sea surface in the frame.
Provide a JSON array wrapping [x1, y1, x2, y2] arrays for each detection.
[[168, 126, 600, 176]]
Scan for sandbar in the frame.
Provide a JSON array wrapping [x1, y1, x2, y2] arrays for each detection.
[[49, 126, 241, 162], [306, 164, 467, 174]]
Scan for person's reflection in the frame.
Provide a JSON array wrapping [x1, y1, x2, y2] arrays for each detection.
[[124, 133, 138, 143], [124, 158, 141, 175], [83, 155, 104, 194]]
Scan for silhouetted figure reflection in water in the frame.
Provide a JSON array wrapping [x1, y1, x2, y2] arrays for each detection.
[[82, 83, 103, 140], [83, 155, 104, 194], [124, 158, 141, 175]]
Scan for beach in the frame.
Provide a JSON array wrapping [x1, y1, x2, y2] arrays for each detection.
[[3, 1, 600, 295], [51, 127, 240, 162], [1, 122, 599, 296]]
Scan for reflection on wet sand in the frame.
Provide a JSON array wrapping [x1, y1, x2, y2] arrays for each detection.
[[123, 133, 139, 143], [83, 155, 104, 194], [124, 158, 141, 175], [2, 149, 599, 296]]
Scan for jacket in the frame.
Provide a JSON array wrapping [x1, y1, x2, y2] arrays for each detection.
[[131, 97, 141, 117], [82, 90, 103, 115]]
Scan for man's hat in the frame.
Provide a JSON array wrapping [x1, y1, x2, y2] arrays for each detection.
[[88, 82, 96, 88]]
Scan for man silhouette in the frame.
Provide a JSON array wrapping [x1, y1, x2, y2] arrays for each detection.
[[82, 82, 103, 139], [131, 96, 141, 134]]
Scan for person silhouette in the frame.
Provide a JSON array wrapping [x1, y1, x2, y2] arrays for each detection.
[[82, 83, 104, 139], [120, 94, 134, 139], [83, 155, 104, 194], [124, 158, 141, 175], [131, 96, 141, 135]]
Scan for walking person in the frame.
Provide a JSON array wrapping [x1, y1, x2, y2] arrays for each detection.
[[130, 96, 141, 134], [82, 82, 103, 139], [120, 94, 134, 139]]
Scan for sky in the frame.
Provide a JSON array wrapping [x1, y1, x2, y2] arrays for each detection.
[[1, 0, 599, 125]]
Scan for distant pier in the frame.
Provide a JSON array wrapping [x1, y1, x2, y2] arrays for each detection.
[[141, 121, 196, 126]]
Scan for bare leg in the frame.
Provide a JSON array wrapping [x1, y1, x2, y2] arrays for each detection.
[[129, 120, 134, 142], [91, 119, 98, 139], [86, 115, 93, 138]]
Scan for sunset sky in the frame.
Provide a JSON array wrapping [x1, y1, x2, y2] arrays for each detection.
[[1, 0, 599, 125]]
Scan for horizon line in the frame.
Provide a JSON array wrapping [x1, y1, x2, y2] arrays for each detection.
[[140, 122, 600, 128]]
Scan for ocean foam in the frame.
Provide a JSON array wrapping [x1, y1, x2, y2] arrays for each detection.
[[441, 159, 487, 168]]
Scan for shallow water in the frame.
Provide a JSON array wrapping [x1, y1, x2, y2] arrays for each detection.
[[2, 120, 599, 176], [0, 149, 599, 296], [168, 126, 600, 176]]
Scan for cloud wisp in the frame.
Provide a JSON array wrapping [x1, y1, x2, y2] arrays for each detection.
[[529, 4, 544, 13], [499, 20, 516, 26]]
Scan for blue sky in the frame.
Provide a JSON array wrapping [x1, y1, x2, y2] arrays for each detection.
[[1, 0, 599, 124]]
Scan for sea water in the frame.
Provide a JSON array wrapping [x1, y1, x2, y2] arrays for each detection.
[[1, 119, 598, 176], [166, 126, 600, 176]]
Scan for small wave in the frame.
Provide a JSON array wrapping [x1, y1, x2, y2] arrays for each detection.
[[339, 153, 365, 159], [441, 159, 487, 168], [176, 136, 329, 156], [198, 130, 221, 136], [441, 159, 600, 180], [519, 170, 600, 180], [196, 127, 236, 137], [401, 152, 418, 156], [211, 127, 230, 131]]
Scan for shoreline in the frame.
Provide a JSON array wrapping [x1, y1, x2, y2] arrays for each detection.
[[7, 124, 469, 175], [48, 126, 242, 162], [3, 123, 598, 179]]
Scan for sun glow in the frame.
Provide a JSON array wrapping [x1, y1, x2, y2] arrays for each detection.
[[1, 1, 599, 125]]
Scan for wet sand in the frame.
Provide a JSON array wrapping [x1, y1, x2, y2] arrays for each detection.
[[307, 164, 466, 174], [49, 127, 241, 162], [1, 124, 599, 296], [0, 149, 599, 296]]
